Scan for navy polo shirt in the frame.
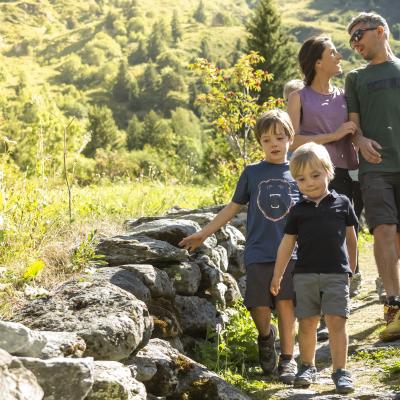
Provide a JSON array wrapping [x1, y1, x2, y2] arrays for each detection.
[[284, 190, 357, 275]]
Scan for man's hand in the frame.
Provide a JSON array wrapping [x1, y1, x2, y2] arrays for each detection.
[[179, 232, 205, 252], [358, 136, 382, 164]]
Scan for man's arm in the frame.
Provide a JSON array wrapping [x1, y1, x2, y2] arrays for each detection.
[[270, 234, 297, 296], [345, 226, 357, 274], [179, 202, 242, 251]]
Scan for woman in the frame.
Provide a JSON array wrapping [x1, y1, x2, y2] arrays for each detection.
[[287, 36, 359, 198], [287, 36, 362, 340]]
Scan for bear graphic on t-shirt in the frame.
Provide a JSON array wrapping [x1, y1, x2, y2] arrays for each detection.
[[257, 179, 295, 222]]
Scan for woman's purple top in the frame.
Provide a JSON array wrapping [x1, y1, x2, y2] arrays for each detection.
[[299, 86, 358, 169]]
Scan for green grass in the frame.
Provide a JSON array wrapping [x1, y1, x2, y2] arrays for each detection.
[[351, 347, 400, 390], [0, 177, 215, 317]]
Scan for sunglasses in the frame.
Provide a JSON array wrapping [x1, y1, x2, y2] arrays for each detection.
[[349, 27, 377, 47]]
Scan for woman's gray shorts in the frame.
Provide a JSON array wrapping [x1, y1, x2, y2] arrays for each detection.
[[293, 273, 350, 319], [244, 260, 295, 309]]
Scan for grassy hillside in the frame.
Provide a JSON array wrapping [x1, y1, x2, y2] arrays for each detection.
[[0, 0, 398, 180], [0, 0, 398, 99]]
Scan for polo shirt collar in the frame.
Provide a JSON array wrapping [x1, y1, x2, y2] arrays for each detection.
[[298, 190, 339, 204]]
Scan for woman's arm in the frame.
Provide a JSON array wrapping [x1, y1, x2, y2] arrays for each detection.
[[270, 234, 297, 296], [287, 91, 358, 151]]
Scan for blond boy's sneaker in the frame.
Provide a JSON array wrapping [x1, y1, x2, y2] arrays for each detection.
[[380, 304, 400, 342]]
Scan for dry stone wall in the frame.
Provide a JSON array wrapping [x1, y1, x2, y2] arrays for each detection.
[[0, 206, 251, 399]]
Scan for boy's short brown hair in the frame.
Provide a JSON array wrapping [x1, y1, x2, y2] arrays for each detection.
[[283, 79, 304, 101], [290, 142, 334, 181], [254, 109, 295, 144]]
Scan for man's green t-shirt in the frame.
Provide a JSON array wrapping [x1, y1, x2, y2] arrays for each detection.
[[345, 59, 400, 174]]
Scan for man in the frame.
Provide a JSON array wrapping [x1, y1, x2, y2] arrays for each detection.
[[345, 12, 400, 342]]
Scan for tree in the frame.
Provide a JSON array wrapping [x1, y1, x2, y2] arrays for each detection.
[[139, 63, 160, 109], [126, 115, 144, 150], [171, 108, 203, 167], [83, 106, 123, 157], [193, 0, 206, 24], [190, 52, 280, 164], [171, 10, 183, 44], [128, 39, 147, 64], [142, 111, 174, 149], [147, 20, 169, 60], [112, 60, 131, 102], [246, 0, 297, 100], [200, 38, 211, 59]]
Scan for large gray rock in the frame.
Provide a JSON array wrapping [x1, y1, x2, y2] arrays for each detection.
[[127, 339, 180, 397], [227, 244, 246, 279], [147, 298, 182, 339], [85, 361, 147, 400], [0, 320, 86, 359], [97, 234, 189, 266], [223, 273, 243, 307], [120, 264, 174, 299], [165, 204, 225, 216], [195, 255, 224, 290], [39, 331, 86, 359], [230, 211, 247, 235], [213, 245, 229, 272], [0, 349, 44, 400], [237, 275, 246, 298], [129, 339, 251, 400], [164, 262, 201, 295], [195, 254, 229, 307], [19, 356, 94, 400], [127, 219, 201, 247], [124, 212, 217, 231], [13, 280, 153, 361], [0, 320, 47, 357], [174, 296, 217, 335], [90, 267, 151, 303], [215, 224, 246, 258]]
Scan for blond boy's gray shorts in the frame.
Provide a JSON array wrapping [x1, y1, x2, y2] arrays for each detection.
[[244, 259, 295, 310], [293, 273, 350, 319]]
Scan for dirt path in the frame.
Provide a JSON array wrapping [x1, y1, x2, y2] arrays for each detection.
[[250, 242, 400, 399]]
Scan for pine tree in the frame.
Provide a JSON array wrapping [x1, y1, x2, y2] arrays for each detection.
[[83, 106, 122, 158], [112, 60, 130, 102], [199, 38, 211, 59], [193, 0, 206, 24], [139, 64, 160, 109], [147, 20, 168, 60], [171, 10, 183, 44], [126, 115, 144, 150], [246, 0, 298, 100]]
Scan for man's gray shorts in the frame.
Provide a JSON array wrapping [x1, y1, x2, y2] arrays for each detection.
[[359, 171, 400, 232], [244, 260, 295, 309], [293, 273, 350, 319]]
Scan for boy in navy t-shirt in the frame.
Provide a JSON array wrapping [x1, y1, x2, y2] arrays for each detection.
[[180, 109, 299, 383]]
